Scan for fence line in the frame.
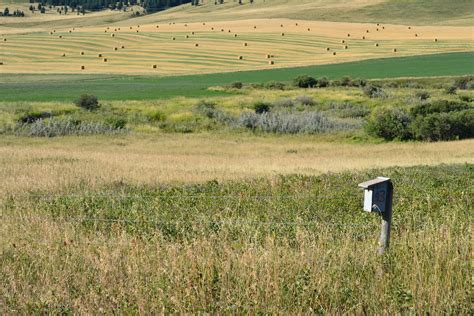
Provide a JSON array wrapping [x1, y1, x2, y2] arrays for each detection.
[[0, 214, 374, 227]]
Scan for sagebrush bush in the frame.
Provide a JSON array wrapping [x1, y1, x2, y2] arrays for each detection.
[[317, 77, 330, 88], [14, 118, 127, 137], [74, 94, 100, 111], [327, 103, 370, 118], [273, 98, 294, 108], [146, 110, 166, 122], [104, 117, 127, 129], [415, 91, 431, 101], [445, 86, 457, 95], [239, 111, 355, 134], [365, 108, 411, 140], [454, 76, 473, 90], [294, 95, 315, 106], [195, 101, 218, 118], [363, 84, 387, 98]]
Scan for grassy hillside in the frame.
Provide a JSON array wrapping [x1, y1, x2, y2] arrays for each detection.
[[1, 52, 472, 102], [144, 0, 474, 26]]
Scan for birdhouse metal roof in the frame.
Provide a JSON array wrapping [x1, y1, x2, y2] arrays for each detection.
[[358, 177, 391, 189]]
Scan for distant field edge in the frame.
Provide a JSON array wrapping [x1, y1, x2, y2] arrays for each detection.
[[1, 52, 472, 102]]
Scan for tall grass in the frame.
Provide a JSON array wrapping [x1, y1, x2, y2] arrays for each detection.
[[1, 164, 471, 313]]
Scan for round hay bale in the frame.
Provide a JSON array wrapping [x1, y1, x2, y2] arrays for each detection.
[[107, 27, 110, 30], [295, 23, 298, 26], [53, 30, 56, 33], [211, 27, 214, 30], [195, 43, 199, 47], [382, 26, 385, 29], [137, 25, 140, 28], [366, 30, 369, 33], [136, 30, 139, 33], [375, 43, 379, 47], [393, 48, 397, 52], [362, 36, 366, 40], [191, 31, 195, 35], [376, 28, 379, 31], [326, 47, 330, 51], [307, 28, 311, 31], [50, 32, 53, 35], [254, 26, 257, 29], [156, 25, 159, 28], [377, 23, 380, 26], [152, 64, 157, 69], [114, 47, 118, 51], [238, 56, 243, 60], [265, 54, 271, 59], [203, 23, 206, 26], [269, 60, 274, 65], [415, 33, 418, 37], [81, 66, 85, 70], [121, 45, 125, 49], [59, 35, 62, 38], [343, 45, 348, 49], [281, 33, 285, 36], [111, 34, 115, 37], [114, 29, 117, 32], [434, 38, 438, 42], [62, 53, 66, 57], [98, 54, 102, 57], [105, 30, 107, 33], [234, 34, 238, 37], [184, 24, 187, 27], [333, 52, 337, 56], [118, 28, 121, 31], [103, 58, 107, 62], [172, 37, 176, 40], [0, 62, 3, 65], [341, 40, 345, 43], [69, 30, 72, 33], [228, 30, 231, 33], [221, 29, 224, 32], [408, 26, 411, 29], [243, 42, 248, 46], [347, 33, 351, 37], [130, 27, 133, 29], [80, 51, 84, 55], [280, 24, 284, 27], [185, 35, 189, 38]]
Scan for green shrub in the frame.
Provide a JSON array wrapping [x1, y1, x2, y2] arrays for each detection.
[[410, 100, 469, 117], [230, 82, 243, 89], [411, 109, 474, 141], [294, 75, 317, 88], [445, 86, 457, 95], [17, 111, 52, 124], [415, 91, 431, 101], [264, 81, 286, 90], [459, 95, 473, 103], [317, 77, 330, 88], [253, 101, 272, 114], [146, 110, 167, 122], [365, 108, 411, 140], [294, 95, 315, 106], [74, 94, 100, 111], [104, 117, 127, 129]]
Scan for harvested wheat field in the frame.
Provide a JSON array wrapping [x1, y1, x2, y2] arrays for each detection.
[[0, 18, 472, 75]]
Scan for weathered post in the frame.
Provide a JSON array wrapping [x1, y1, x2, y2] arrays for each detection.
[[358, 177, 394, 254]]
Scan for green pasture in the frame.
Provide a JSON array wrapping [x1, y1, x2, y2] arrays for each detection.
[[0, 51, 472, 102]]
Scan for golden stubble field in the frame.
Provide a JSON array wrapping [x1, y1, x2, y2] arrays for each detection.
[[1, 18, 472, 75]]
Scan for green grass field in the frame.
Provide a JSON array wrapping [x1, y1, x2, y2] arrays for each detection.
[[1, 52, 473, 102]]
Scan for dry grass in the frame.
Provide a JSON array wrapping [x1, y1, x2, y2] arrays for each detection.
[[1, 134, 473, 197]]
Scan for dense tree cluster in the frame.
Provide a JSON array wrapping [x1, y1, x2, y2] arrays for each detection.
[[26, 0, 193, 13]]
